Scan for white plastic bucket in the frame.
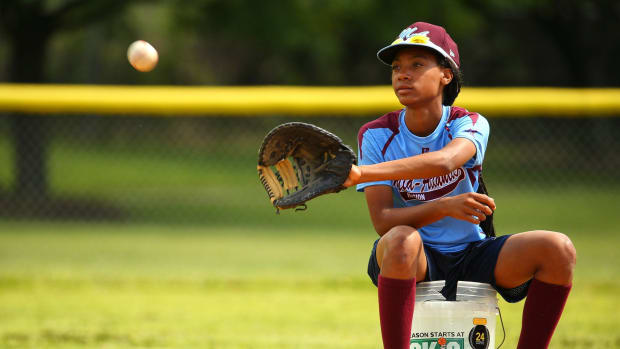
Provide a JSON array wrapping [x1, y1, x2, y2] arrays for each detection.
[[411, 281, 498, 349]]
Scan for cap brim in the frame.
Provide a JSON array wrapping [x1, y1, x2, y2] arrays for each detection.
[[377, 42, 458, 71]]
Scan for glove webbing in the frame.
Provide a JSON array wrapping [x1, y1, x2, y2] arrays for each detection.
[[257, 159, 299, 204]]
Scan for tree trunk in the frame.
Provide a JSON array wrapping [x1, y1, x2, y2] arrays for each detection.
[[9, 14, 52, 199]]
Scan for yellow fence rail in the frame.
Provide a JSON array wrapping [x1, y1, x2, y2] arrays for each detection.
[[0, 84, 619, 117]]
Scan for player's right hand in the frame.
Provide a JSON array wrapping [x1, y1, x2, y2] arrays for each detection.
[[343, 164, 362, 187], [441, 192, 496, 224]]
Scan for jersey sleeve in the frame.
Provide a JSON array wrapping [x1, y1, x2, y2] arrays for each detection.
[[452, 113, 490, 168], [356, 130, 392, 192]]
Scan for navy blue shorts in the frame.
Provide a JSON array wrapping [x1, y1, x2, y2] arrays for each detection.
[[367, 235, 530, 303]]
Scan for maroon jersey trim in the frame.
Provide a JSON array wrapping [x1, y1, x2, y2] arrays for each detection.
[[448, 106, 479, 126], [357, 110, 401, 160]]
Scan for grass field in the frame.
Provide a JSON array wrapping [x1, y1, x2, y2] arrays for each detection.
[[0, 218, 618, 349]]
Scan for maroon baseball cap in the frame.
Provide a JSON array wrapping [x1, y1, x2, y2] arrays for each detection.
[[377, 22, 460, 71]]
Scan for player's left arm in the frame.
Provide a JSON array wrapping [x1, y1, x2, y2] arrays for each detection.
[[345, 138, 476, 186]]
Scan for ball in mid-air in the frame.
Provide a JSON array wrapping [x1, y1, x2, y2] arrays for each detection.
[[127, 40, 158, 72]]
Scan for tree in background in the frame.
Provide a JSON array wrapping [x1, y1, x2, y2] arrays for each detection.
[[168, 0, 481, 86], [0, 0, 144, 205], [168, 0, 618, 87], [458, 0, 620, 87]]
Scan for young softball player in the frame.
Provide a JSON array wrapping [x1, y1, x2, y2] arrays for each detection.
[[344, 22, 576, 349]]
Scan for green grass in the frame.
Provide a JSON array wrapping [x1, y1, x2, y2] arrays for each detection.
[[0, 224, 379, 349], [0, 222, 619, 349]]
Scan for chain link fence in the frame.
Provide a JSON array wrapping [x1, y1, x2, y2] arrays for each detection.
[[1, 113, 618, 229]]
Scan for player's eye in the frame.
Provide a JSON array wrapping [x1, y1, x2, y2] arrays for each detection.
[[391, 65, 400, 72], [413, 62, 424, 68]]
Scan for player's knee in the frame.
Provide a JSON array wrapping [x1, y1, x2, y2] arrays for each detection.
[[381, 226, 423, 268], [540, 231, 577, 278], [558, 233, 577, 270]]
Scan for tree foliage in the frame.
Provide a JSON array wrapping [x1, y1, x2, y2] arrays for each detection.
[[1, 0, 618, 86]]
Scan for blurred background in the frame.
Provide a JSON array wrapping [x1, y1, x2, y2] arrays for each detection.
[[1, 0, 618, 224], [0, 1, 619, 348]]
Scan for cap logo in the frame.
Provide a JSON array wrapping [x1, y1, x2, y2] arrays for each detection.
[[450, 49, 455, 57], [391, 27, 431, 45], [399, 27, 430, 40]]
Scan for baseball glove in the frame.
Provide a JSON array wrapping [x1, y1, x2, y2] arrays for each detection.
[[257, 122, 357, 212]]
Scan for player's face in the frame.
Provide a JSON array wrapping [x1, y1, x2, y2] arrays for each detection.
[[391, 47, 452, 108]]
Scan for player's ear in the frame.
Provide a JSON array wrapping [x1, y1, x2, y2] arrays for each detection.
[[441, 67, 453, 86]]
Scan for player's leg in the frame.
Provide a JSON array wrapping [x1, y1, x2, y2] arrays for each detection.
[[494, 230, 577, 349], [374, 225, 427, 349]]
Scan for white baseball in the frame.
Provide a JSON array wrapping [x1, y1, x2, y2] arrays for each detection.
[[127, 40, 158, 72]]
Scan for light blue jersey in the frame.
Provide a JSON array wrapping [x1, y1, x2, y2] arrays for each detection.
[[356, 105, 490, 252]]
